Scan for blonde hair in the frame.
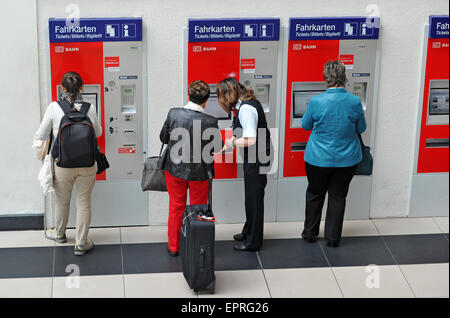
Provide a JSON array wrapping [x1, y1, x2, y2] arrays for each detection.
[[323, 60, 347, 87], [216, 77, 255, 113]]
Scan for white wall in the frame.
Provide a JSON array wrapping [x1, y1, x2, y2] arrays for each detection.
[[5, 0, 445, 221], [0, 0, 43, 216]]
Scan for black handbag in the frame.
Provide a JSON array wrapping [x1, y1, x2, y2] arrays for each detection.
[[96, 147, 110, 174], [354, 134, 373, 176], [141, 144, 168, 192]]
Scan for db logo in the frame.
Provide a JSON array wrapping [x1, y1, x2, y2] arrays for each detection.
[[432, 42, 441, 49], [293, 43, 302, 51], [193, 45, 202, 52], [55, 46, 64, 53]]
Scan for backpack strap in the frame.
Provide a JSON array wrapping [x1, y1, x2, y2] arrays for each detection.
[[57, 100, 74, 115], [79, 102, 91, 116]]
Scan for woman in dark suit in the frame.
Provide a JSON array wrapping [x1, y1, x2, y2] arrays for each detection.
[[301, 60, 367, 247]]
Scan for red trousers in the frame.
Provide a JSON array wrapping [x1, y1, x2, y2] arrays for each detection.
[[165, 171, 209, 252]]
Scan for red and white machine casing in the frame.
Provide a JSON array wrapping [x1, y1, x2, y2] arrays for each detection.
[[184, 18, 282, 222], [48, 18, 148, 227], [277, 17, 380, 221], [410, 16, 449, 217]]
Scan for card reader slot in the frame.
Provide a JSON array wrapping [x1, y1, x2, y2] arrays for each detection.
[[425, 138, 449, 148], [291, 142, 307, 152]]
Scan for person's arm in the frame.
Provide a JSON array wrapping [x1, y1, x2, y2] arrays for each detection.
[[87, 105, 102, 137], [224, 104, 258, 150], [356, 102, 367, 134], [300, 99, 314, 131], [34, 103, 54, 140], [159, 109, 171, 144]]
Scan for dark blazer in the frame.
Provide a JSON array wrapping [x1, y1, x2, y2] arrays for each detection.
[[159, 107, 220, 181]]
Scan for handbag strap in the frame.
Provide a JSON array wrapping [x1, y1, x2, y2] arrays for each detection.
[[47, 131, 53, 155], [358, 133, 367, 148], [159, 143, 165, 156]]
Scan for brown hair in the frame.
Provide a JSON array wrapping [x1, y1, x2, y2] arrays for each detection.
[[188, 80, 210, 105], [323, 60, 347, 88], [61, 71, 83, 103], [215, 77, 255, 113]]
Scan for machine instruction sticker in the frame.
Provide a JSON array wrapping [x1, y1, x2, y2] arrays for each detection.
[[289, 17, 380, 40], [339, 54, 354, 69], [188, 18, 280, 42], [105, 56, 120, 72]]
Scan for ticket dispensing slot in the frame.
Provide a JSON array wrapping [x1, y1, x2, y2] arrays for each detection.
[[425, 138, 449, 148], [426, 80, 449, 125], [255, 84, 270, 112], [352, 82, 367, 110], [291, 142, 308, 151]]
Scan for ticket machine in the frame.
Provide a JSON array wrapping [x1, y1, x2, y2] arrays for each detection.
[[278, 17, 380, 221], [184, 18, 282, 222], [48, 17, 148, 226], [410, 15, 449, 217]]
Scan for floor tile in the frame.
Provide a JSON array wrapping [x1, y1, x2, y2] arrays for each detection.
[[124, 273, 197, 298], [121, 226, 167, 244], [264, 267, 343, 298], [372, 218, 442, 236], [53, 244, 123, 277], [52, 275, 124, 298], [122, 243, 182, 274], [198, 270, 270, 298], [263, 222, 303, 240], [0, 246, 54, 279], [433, 217, 449, 233], [320, 220, 380, 237], [321, 236, 395, 267], [258, 239, 328, 269], [215, 241, 261, 271], [215, 223, 246, 241], [0, 277, 52, 298], [332, 265, 414, 298], [400, 263, 449, 298], [62, 227, 121, 246], [383, 234, 449, 265], [0, 230, 55, 248]]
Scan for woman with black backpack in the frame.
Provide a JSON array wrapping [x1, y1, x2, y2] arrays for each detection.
[[35, 71, 102, 256]]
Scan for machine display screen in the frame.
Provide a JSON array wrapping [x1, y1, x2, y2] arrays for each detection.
[[293, 90, 324, 118], [429, 88, 449, 115], [81, 93, 98, 113], [204, 93, 231, 120]]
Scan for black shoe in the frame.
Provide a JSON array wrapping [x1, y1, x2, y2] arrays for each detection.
[[302, 235, 317, 243], [167, 248, 179, 257], [233, 242, 259, 252], [326, 240, 340, 248], [233, 233, 247, 241]]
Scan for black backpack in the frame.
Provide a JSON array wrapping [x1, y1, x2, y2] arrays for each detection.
[[51, 100, 97, 168]]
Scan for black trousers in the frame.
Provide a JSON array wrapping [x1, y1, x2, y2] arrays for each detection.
[[241, 172, 267, 250], [302, 162, 357, 243]]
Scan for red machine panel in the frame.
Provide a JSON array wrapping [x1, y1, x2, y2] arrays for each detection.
[[283, 40, 340, 177], [417, 35, 449, 173]]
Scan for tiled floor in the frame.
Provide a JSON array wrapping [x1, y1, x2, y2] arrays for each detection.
[[0, 217, 448, 298]]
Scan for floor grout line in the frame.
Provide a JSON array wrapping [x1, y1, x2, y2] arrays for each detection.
[[379, 235, 417, 298], [317, 241, 345, 298], [255, 251, 272, 298], [119, 228, 126, 298]]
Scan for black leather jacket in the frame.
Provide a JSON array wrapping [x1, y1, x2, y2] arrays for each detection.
[[159, 107, 221, 181]]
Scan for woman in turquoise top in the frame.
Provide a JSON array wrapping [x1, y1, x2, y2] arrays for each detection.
[[301, 60, 367, 247]]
